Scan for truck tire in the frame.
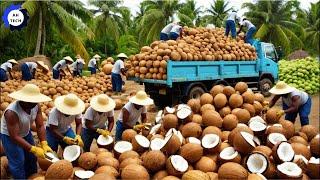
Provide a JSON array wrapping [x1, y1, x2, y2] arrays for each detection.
[[259, 78, 272, 97], [188, 86, 205, 99]]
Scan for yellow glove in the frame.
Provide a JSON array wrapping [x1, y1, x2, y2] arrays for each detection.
[[262, 101, 269, 107], [40, 141, 53, 153], [75, 135, 84, 147], [276, 110, 285, 118], [133, 124, 144, 131], [30, 146, 45, 158], [96, 128, 110, 137], [262, 106, 270, 114], [63, 136, 76, 145]]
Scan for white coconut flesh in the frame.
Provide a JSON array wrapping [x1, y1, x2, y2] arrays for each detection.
[[240, 131, 256, 148], [177, 108, 192, 119], [63, 145, 81, 162], [268, 133, 287, 145], [249, 121, 267, 132], [170, 155, 188, 172], [277, 162, 302, 177], [249, 116, 266, 124], [74, 170, 95, 179], [253, 136, 261, 146], [97, 135, 113, 146], [315, 134, 320, 139], [165, 128, 177, 137], [219, 147, 239, 160], [45, 152, 59, 162], [237, 123, 249, 128], [149, 124, 161, 135], [273, 124, 283, 127], [135, 135, 150, 148], [165, 128, 183, 144], [277, 142, 295, 162], [187, 137, 201, 145], [150, 138, 164, 150], [309, 157, 320, 164], [114, 141, 133, 153], [246, 153, 268, 173], [165, 107, 176, 114], [294, 155, 308, 164], [155, 110, 163, 124], [202, 134, 220, 148]]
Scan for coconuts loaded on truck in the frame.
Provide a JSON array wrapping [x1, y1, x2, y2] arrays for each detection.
[[127, 27, 280, 107]]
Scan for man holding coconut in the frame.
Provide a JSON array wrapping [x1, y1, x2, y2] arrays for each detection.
[[52, 56, 74, 80], [20, 61, 49, 81], [0, 59, 19, 82], [111, 53, 128, 95]]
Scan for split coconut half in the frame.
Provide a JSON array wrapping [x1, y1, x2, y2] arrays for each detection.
[[293, 154, 308, 173], [149, 124, 161, 136], [219, 147, 241, 164], [267, 133, 287, 148], [155, 110, 163, 124], [249, 120, 267, 136], [150, 138, 164, 151], [63, 145, 81, 162], [233, 131, 256, 154], [161, 131, 183, 155], [166, 155, 188, 177], [132, 134, 150, 153], [74, 170, 94, 179], [176, 104, 192, 119], [202, 134, 221, 153], [245, 152, 269, 174], [186, 137, 201, 145], [272, 141, 295, 163], [97, 135, 114, 150], [307, 157, 320, 179], [277, 162, 302, 179], [164, 106, 176, 114], [114, 141, 133, 157]]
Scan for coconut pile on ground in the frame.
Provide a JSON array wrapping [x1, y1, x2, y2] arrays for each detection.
[[126, 27, 257, 80]]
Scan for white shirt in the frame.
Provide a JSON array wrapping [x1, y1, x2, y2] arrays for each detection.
[[282, 89, 309, 106], [1, 101, 39, 137], [161, 23, 174, 34], [111, 60, 125, 74], [71, 59, 84, 71], [170, 25, 182, 34], [88, 58, 97, 68], [25, 62, 38, 71], [240, 20, 255, 29], [118, 102, 147, 127], [46, 107, 81, 134], [82, 107, 114, 129], [53, 60, 67, 71], [0, 62, 12, 72], [227, 11, 240, 22]]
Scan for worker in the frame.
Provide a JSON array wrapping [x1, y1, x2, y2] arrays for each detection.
[[0, 84, 52, 179], [46, 94, 85, 152], [268, 81, 311, 126], [88, 54, 101, 74], [225, 10, 240, 38], [237, 18, 256, 44], [160, 22, 175, 41], [111, 53, 128, 95], [81, 94, 115, 152], [169, 22, 183, 40], [52, 56, 73, 80], [0, 59, 19, 82], [21, 61, 49, 81], [72, 55, 85, 77], [115, 91, 154, 141]]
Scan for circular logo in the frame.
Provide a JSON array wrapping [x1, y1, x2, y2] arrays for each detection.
[[7, 10, 24, 27], [2, 4, 29, 31]]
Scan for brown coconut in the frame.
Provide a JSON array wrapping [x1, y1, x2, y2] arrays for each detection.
[[195, 156, 217, 172], [242, 103, 256, 117], [233, 109, 251, 124], [97, 151, 114, 161], [118, 150, 140, 163], [242, 90, 255, 104], [182, 170, 210, 180], [187, 99, 201, 114], [202, 110, 223, 127], [161, 134, 182, 155], [278, 119, 295, 139], [254, 93, 264, 103], [266, 125, 285, 135], [300, 125, 319, 141], [153, 170, 168, 180], [222, 114, 238, 131], [121, 164, 149, 180], [307, 159, 320, 179], [122, 129, 137, 142], [192, 114, 202, 124], [89, 173, 115, 180], [254, 146, 272, 157], [142, 150, 166, 172], [180, 143, 203, 163], [233, 131, 255, 154], [228, 126, 253, 146], [200, 104, 216, 114], [95, 165, 119, 177], [266, 108, 280, 124], [98, 157, 119, 170], [202, 126, 222, 138], [200, 93, 214, 105], [289, 136, 309, 146], [210, 85, 224, 97], [235, 82, 248, 94], [291, 143, 312, 160], [221, 131, 231, 142], [166, 155, 188, 177], [78, 152, 97, 170], [219, 106, 231, 117], [218, 162, 248, 179], [162, 176, 180, 180], [119, 158, 142, 170], [181, 122, 202, 138], [229, 94, 243, 109], [310, 135, 320, 157], [45, 160, 74, 179], [163, 114, 178, 130], [223, 86, 236, 97], [206, 172, 218, 180], [295, 132, 308, 141], [213, 93, 227, 109], [253, 101, 263, 115]]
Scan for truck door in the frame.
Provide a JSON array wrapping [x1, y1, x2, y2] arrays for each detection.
[[261, 44, 279, 81]]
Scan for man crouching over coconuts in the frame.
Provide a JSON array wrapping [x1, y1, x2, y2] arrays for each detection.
[[115, 91, 154, 141], [0, 84, 52, 179], [268, 81, 311, 126], [81, 94, 115, 152], [46, 94, 85, 152]]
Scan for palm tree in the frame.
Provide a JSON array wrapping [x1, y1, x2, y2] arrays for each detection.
[[242, 0, 304, 55], [117, 35, 139, 55], [203, 0, 232, 27], [22, 0, 92, 59], [178, 0, 202, 27]]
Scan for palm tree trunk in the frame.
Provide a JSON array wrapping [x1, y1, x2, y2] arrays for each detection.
[[41, 23, 46, 55], [34, 7, 43, 55]]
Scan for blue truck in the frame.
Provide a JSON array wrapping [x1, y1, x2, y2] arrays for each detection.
[[129, 40, 280, 107]]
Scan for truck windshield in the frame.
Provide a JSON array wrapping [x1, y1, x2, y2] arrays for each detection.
[[265, 45, 278, 62]]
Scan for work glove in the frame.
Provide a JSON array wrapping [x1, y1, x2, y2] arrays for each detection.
[[30, 146, 45, 159], [63, 136, 76, 145], [262, 101, 270, 107], [75, 135, 84, 147], [96, 128, 110, 137], [40, 141, 53, 153], [133, 124, 145, 131], [276, 110, 285, 118]]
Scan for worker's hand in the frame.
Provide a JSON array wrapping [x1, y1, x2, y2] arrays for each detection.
[[75, 135, 84, 147], [276, 110, 285, 118], [96, 128, 110, 137], [40, 141, 53, 153], [30, 146, 45, 159], [63, 136, 77, 145], [262, 101, 270, 107], [133, 124, 145, 131]]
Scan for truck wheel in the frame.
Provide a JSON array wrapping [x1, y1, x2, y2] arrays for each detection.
[[259, 78, 272, 97], [188, 86, 205, 99]]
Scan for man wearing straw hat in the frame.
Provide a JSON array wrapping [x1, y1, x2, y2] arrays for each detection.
[[81, 94, 115, 152], [268, 81, 312, 126], [45, 94, 85, 151], [0, 84, 53, 179], [115, 91, 154, 141], [71, 55, 85, 77], [111, 53, 128, 95], [88, 54, 101, 74], [52, 56, 74, 80], [20, 61, 49, 81], [0, 59, 19, 82]]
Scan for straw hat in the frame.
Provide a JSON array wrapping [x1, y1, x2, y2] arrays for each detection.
[[9, 84, 52, 103], [93, 54, 101, 59], [54, 94, 85, 115], [117, 53, 128, 59], [90, 94, 115, 112], [269, 81, 295, 95], [37, 61, 49, 71], [8, 59, 18, 64], [129, 91, 153, 106], [75, 54, 81, 59], [64, 56, 74, 62]]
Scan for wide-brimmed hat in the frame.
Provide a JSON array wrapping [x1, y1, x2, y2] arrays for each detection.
[[9, 84, 52, 103], [64, 56, 74, 62], [129, 91, 153, 106], [75, 54, 81, 59], [90, 94, 115, 112], [37, 61, 49, 71], [269, 81, 295, 95], [8, 59, 18, 64], [54, 94, 85, 115], [93, 54, 101, 59], [117, 53, 128, 59]]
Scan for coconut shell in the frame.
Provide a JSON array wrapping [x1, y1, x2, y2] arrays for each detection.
[[119, 158, 142, 170], [210, 85, 224, 97], [254, 146, 272, 157], [218, 147, 242, 164], [202, 111, 223, 127], [218, 162, 248, 179], [200, 93, 214, 105], [223, 86, 236, 97], [142, 150, 166, 173], [228, 126, 253, 146], [276, 162, 303, 179], [295, 132, 308, 141], [254, 93, 264, 103], [163, 114, 179, 130], [266, 125, 285, 135], [221, 131, 230, 142], [121, 164, 149, 180], [166, 156, 188, 177], [263, 160, 276, 178], [206, 172, 218, 180], [122, 129, 137, 142], [266, 108, 280, 124], [181, 122, 202, 138], [95, 165, 119, 177], [307, 162, 320, 179], [187, 99, 201, 114], [279, 119, 295, 139], [45, 160, 74, 179], [242, 103, 256, 117], [229, 94, 243, 109], [191, 114, 202, 124], [37, 157, 53, 171], [195, 157, 217, 172], [153, 170, 168, 180], [310, 135, 320, 157], [98, 157, 119, 170], [242, 90, 255, 104], [162, 176, 180, 180], [180, 143, 203, 163], [182, 170, 210, 180], [222, 114, 238, 131], [118, 150, 140, 163], [161, 134, 182, 155], [219, 106, 231, 117], [233, 109, 250, 124], [202, 126, 222, 138], [289, 136, 309, 146], [78, 152, 98, 170], [233, 131, 255, 154], [213, 93, 227, 109], [89, 173, 116, 180], [300, 125, 318, 141], [291, 143, 311, 160], [247, 173, 265, 180], [131, 135, 150, 153], [200, 104, 216, 114], [253, 101, 263, 115]]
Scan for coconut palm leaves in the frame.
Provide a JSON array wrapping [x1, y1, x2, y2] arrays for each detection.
[[178, 0, 202, 27], [202, 0, 232, 27]]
